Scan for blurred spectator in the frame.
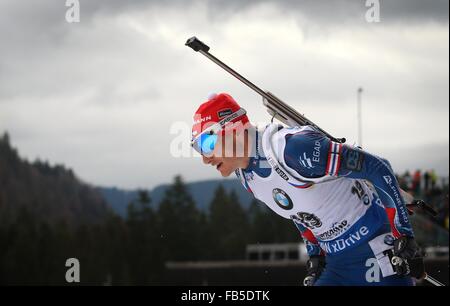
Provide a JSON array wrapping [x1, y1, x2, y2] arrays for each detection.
[[436, 196, 449, 231], [441, 177, 448, 189], [397, 170, 448, 231], [424, 170, 430, 192], [412, 170, 422, 196], [430, 169, 438, 190], [401, 170, 412, 191]]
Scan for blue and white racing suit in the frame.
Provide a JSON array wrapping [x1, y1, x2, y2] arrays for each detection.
[[236, 124, 414, 286]]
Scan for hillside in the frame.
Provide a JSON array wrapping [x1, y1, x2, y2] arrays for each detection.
[[0, 132, 111, 226], [99, 179, 255, 217]]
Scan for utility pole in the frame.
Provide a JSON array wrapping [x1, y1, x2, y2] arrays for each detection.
[[357, 87, 363, 147]]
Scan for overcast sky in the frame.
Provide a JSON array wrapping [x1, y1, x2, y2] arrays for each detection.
[[0, 0, 448, 190]]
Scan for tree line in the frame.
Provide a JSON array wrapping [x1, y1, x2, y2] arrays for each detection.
[[0, 175, 299, 285]]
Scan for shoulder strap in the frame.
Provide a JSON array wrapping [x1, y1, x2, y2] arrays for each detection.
[[235, 168, 252, 193]]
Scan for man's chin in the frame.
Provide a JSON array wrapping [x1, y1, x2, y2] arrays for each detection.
[[219, 168, 233, 177]]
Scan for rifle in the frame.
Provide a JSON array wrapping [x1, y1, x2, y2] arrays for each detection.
[[185, 36, 346, 144]]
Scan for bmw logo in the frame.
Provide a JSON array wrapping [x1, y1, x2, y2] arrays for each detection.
[[272, 188, 293, 210], [384, 234, 395, 246]]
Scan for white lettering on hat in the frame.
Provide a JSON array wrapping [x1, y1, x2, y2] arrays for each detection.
[[193, 115, 212, 125]]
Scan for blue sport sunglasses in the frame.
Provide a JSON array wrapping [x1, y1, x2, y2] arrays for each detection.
[[192, 131, 218, 155]]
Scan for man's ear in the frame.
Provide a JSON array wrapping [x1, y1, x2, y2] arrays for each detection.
[[235, 127, 246, 137], [232, 127, 248, 145]]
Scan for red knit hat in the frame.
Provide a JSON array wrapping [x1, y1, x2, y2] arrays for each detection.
[[191, 93, 249, 141]]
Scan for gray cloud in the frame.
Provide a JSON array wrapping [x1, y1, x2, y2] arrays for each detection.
[[274, 0, 449, 23], [81, 0, 450, 24]]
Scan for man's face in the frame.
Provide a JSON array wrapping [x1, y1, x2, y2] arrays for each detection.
[[201, 128, 248, 177]]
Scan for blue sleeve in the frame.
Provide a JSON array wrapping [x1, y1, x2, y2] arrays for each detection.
[[284, 132, 414, 238], [283, 130, 331, 178], [338, 145, 414, 237], [292, 220, 323, 257]]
